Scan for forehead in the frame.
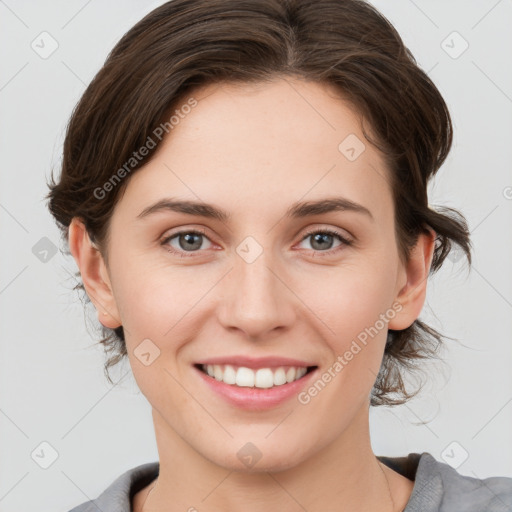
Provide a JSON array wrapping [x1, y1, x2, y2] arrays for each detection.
[[115, 77, 393, 224]]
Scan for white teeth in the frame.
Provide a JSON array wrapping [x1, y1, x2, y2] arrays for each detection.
[[273, 367, 287, 385], [297, 367, 307, 379], [286, 367, 296, 383], [236, 367, 254, 387], [223, 364, 237, 385], [213, 365, 223, 381], [255, 368, 274, 388], [202, 364, 311, 388]]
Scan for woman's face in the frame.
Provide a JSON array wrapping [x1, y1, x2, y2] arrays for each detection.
[[84, 78, 429, 471]]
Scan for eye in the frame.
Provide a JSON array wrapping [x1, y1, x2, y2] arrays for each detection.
[[161, 228, 214, 257], [160, 227, 353, 258], [297, 228, 353, 255]]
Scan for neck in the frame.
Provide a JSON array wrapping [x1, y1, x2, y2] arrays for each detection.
[[141, 402, 404, 512]]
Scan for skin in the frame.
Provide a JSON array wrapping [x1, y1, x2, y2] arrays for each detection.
[[68, 77, 434, 511]]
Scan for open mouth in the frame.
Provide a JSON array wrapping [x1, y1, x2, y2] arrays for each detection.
[[194, 363, 318, 389]]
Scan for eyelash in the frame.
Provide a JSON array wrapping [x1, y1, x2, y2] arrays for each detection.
[[160, 227, 353, 258]]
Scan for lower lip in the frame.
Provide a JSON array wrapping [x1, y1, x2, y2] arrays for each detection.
[[194, 365, 318, 410]]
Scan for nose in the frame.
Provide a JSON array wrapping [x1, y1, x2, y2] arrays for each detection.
[[217, 245, 297, 340]]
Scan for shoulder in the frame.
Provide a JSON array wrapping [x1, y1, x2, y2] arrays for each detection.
[[67, 461, 159, 512], [405, 452, 512, 512]]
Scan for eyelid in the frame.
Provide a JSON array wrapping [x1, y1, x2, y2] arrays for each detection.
[[160, 226, 211, 246], [299, 225, 354, 243], [160, 225, 210, 242]]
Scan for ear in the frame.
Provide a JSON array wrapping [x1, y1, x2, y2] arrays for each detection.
[[68, 217, 122, 329], [388, 227, 436, 331]]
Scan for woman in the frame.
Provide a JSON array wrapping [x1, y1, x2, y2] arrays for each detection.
[[46, 0, 512, 510]]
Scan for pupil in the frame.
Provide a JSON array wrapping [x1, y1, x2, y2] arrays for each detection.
[[181, 233, 201, 250], [312, 233, 332, 250]]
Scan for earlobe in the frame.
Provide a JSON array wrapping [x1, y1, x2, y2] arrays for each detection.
[[387, 228, 436, 331], [68, 218, 122, 329]]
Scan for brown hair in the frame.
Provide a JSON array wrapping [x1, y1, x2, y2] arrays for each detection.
[[46, 0, 472, 406]]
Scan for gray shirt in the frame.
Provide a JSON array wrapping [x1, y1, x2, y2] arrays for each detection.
[[68, 452, 512, 511]]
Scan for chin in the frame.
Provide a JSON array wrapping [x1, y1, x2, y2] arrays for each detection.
[[208, 444, 308, 474]]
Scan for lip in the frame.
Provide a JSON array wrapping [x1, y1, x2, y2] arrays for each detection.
[[194, 355, 315, 369], [193, 364, 319, 411]]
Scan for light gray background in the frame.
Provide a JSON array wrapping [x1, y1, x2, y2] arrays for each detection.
[[1, 1, 511, 511]]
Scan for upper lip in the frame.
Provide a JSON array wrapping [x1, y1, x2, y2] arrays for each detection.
[[194, 356, 317, 369]]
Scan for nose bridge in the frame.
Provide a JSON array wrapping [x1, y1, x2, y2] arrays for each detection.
[[218, 238, 295, 337]]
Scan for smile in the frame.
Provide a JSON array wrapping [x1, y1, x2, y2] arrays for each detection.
[[197, 363, 316, 389], [193, 355, 319, 410]]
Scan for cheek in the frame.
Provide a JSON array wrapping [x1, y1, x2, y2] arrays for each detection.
[[306, 258, 397, 344], [113, 266, 202, 400], [109, 246, 199, 329], [110, 259, 215, 369], [301, 270, 396, 409]]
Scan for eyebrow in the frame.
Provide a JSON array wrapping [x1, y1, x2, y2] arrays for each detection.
[[136, 196, 374, 222]]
